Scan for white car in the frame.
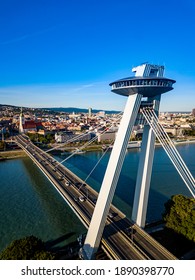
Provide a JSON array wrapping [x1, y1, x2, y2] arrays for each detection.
[[79, 196, 85, 202], [108, 212, 114, 218]]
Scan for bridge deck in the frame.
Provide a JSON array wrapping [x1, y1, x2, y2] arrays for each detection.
[[15, 134, 177, 260]]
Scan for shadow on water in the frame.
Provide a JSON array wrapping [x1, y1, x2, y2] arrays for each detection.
[[18, 157, 86, 247], [45, 232, 75, 248], [45, 233, 81, 259]]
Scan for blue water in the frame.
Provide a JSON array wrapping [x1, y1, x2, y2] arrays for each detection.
[[0, 158, 85, 252], [0, 143, 194, 252], [59, 143, 195, 222]]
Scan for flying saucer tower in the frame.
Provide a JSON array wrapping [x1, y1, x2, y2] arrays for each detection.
[[82, 63, 176, 260]]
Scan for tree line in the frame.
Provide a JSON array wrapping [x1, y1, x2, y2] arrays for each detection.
[[163, 194, 195, 242]]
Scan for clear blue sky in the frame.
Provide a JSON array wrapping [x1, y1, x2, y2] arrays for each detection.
[[0, 0, 195, 112]]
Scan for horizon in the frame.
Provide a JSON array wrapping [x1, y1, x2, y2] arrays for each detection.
[[0, 103, 192, 114], [0, 0, 195, 111]]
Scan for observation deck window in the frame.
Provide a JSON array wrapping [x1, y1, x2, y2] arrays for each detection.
[[158, 80, 163, 86], [149, 69, 158, 77], [167, 81, 172, 87], [112, 84, 116, 89], [152, 80, 158, 86], [144, 80, 148, 85], [112, 79, 173, 90]]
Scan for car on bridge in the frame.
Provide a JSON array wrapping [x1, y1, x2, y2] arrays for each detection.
[[108, 212, 114, 218], [79, 196, 85, 202]]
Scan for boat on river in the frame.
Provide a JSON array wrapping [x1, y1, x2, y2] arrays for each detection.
[[102, 141, 141, 151]]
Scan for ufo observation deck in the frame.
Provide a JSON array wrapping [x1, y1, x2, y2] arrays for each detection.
[[109, 76, 176, 97]]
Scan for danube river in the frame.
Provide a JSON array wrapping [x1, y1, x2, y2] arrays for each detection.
[[0, 143, 195, 252]]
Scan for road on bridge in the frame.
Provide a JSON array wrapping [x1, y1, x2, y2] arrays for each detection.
[[15, 134, 177, 260]]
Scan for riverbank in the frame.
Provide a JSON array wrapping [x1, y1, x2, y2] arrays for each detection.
[[0, 149, 26, 160], [1, 138, 195, 159], [55, 138, 195, 153], [155, 138, 195, 147]]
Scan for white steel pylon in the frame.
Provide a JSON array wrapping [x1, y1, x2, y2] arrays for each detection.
[[131, 95, 161, 227], [82, 93, 142, 260], [81, 63, 176, 259]]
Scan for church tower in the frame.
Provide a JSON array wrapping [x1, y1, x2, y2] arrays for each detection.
[[19, 107, 25, 134]]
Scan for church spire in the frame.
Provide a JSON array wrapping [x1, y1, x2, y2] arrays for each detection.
[[19, 107, 24, 133]]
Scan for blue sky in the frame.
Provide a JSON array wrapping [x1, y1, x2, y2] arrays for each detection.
[[0, 0, 195, 112]]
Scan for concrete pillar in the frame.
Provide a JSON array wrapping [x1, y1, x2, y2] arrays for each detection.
[[82, 93, 142, 260], [131, 95, 161, 227]]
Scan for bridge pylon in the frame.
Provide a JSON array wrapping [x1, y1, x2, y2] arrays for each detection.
[[81, 63, 176, 260]]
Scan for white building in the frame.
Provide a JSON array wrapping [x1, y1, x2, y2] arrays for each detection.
[[55, 131, 94, 143], [55, 131, 74, 143], [96, 131, 116, 142]]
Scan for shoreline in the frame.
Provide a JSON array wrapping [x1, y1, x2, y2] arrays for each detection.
[[0, 149, 26, 160], [155, 138, 195, 147], [1, 139, 195, 160]]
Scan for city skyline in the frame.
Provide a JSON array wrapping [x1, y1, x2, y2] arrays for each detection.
[[0, 0, 195, 112]]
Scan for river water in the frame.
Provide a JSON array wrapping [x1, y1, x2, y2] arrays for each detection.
[[0, 143, 194, 252]]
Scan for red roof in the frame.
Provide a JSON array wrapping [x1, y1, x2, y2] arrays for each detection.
[[23, 120, 42, 129]]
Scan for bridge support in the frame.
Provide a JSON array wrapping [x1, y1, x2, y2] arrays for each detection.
[[82, 93, 142, 260], [132, 96, 161, 227]]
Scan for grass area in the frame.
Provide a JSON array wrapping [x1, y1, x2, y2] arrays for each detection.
[[0, 149, 26, 160], [83, 145, 103, 152]]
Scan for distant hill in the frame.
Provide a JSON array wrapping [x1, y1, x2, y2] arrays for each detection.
[[0, 104, 191, 114], [0, 104, 19, 108], [0, 104, 120, 114], [42, 107, 121, 114]]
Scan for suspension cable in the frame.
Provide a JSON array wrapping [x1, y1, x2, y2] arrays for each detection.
[[147, 109, 195, 186], [80, 140, 115, 188], [142, 108, 195, 197], [144, 115, 195, 197], [146, 109, 195, 189], [45, 111, 123, 153], [54, 113, 123, 167], [143, 109, 195, 193]]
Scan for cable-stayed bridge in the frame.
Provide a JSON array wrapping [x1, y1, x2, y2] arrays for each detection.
[[15, 133, 177, 260], [15, 107, 194, 260], [15, 63, 195, 260]]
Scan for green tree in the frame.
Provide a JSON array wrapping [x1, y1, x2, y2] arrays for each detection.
[[183, 129, 195, 136], [163, 194, 195, 242], [46, 133, 54, 143], [0, 236, 55, 260], [38, 135, 47, 143], [27, 133, 37, 142]]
